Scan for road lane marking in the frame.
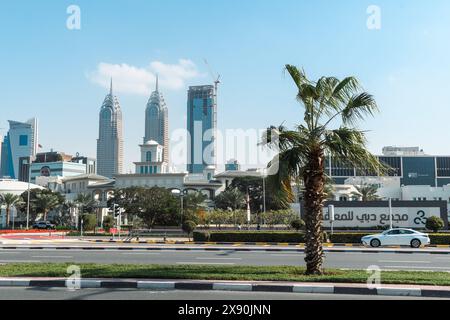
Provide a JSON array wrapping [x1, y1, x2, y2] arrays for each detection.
[[195, 257, 242, 260], [31, 255, 73, 259], [175, 262, 235, 265], [0, 260, 42, 263], [120, 252, 161, 255], [269, 254, 304, 257], [378, 260, 431, 264]]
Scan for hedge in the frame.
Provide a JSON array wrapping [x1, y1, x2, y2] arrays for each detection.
[[193, 231, 305, 243], [193, 231, 450, 244]]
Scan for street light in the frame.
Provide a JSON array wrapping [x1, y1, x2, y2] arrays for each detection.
[[171, 189, 184, 227], [26, 155, 36, 230]]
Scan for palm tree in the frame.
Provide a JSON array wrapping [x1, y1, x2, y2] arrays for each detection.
[[34, 193, 61, 221], [0, 193, 21, 228], [264, 65, 386, 275], [352, 184, 380, 201], [74, 193, 97, 214], [215, 188, 246, 210]]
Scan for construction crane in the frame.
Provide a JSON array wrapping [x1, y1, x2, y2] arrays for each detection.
[[203, 59, 221, 95], [203, 59, 221, 169]]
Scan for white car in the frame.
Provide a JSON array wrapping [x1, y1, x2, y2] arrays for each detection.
[[361, 228, 430, 248]]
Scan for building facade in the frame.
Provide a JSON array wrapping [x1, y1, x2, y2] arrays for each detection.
[[328, 147, 450, 187], [0, 118, 38, 181], [186, 85, 217, 174], [144, 76, 169, 164], [134, 140, 168, 174], [96, 80, 124, 178]]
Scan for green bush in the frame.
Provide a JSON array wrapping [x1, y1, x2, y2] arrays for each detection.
[[102, 215, 114, 233], [426, 216, 445, 233], [182, 220, 197, 239], [193, 231, 305, 243], [81, 214, 97, 231], [193, 231, 450, 244], [290, 219, 305, 231]]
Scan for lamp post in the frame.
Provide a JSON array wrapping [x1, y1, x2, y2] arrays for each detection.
[[171, 190, 184, 228], [26, 156, 35, 230]]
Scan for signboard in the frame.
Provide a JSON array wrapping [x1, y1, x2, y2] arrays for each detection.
[[300, 201, 448, 229]]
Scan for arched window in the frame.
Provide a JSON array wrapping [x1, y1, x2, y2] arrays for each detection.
[[146, 151, 152, 162]]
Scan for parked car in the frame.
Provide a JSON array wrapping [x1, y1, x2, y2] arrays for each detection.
[[32, 221, 56, 230], [361, 228, 430, 248]]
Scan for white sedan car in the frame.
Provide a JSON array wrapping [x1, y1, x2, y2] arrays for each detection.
[[361, 228, 430, 248]]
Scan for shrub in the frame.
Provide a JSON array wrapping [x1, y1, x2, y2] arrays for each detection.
[[193, 231, 450, 244], [425, 216, 445, 233], [182, 220, 197, 240], [102, 215, 114, 233], [193, 231, 305, 243], [290, 219, 305, 231], [81, 214, 97, 231]]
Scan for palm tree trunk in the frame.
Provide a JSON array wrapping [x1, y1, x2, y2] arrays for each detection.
[[303, 148, 325, 275], [6, 207, 10, 228]]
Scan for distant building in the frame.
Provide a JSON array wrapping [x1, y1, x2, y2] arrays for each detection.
[[186, 85, 217, 174], [225, 159, 240, 171], [96, 80, 124, 178], [0, 118, 38, 181], [328, 147, 450, 187], [29, 150, 94, 184], [71, 154, 96, 175], [144, 76, 169, 164]]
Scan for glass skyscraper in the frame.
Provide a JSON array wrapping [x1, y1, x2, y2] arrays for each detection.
[[186, 85, 217, 174], [144, 76, 169, 164], [96, 80, 124, 178], [0, 118, 38, 181]]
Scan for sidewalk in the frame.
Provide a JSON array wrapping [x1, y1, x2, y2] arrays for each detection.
[[0, 277, 449, 298]]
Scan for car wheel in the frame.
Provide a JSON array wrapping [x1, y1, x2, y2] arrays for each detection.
[[370, 239, 381, 248], [411, 239, 421, 248]]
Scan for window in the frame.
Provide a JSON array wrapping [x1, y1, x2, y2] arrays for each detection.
[[19, 135, 28, 146], [154, 166, 158, 173], [146, 151, 152, 162]]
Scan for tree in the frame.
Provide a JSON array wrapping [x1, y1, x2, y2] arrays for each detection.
[[136, 187, 178, 228], [263, 65, 385, 275], [426, 216, 444, 233], [182, 192, 208, 224], [351, 184, 380, 201], [34, 191, 64, 221], [215, 188, 245, 210], [182, 220, 197, 241], [230, 176, 288, 213], [74, 193, 98, 214], [102, 215, 114, 233], [0, 193, 22, 228]]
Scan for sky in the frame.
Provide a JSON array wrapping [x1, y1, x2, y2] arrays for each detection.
[[1, 0, 450, 172]]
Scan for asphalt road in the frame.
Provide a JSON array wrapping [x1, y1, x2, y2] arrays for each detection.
[[0, 287, 442, 300], [0, 248, 450, 271]]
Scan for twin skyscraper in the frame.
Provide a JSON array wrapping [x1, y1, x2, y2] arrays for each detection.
[[96, 77, 217, 178]]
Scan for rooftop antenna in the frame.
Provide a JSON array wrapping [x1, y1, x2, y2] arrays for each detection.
[[109, 78, 113, 95], [155, 74, 159, 92]]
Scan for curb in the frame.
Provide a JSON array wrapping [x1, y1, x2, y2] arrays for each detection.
[[1, 246, 449, 255], [0, 278, 449, 298]]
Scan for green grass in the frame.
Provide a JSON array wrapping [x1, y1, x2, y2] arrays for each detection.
[[0, 263, 450, 286]]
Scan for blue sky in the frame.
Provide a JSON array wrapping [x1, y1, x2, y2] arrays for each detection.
[[1, 0, 450, 172]]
